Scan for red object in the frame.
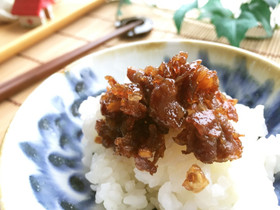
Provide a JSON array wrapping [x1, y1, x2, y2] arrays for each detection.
[[11, 0, 55, 16]]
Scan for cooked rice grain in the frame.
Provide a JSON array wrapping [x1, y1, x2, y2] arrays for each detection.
[[79, 96, 280, 210]]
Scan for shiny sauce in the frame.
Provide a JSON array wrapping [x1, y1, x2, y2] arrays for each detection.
[[95, 52, 242, 177]]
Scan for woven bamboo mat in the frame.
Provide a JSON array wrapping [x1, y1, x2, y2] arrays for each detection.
[[118, 2, 280, 64], [0, 1, 279, 144]]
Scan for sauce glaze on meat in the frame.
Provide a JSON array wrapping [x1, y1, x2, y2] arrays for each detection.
[[95, 52, 242, 175]]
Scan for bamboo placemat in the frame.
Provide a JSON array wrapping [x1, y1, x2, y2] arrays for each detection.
[[0, 1, 279, 145]]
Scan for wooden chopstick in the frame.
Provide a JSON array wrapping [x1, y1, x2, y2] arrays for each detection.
[[0, 20, 143, 102]]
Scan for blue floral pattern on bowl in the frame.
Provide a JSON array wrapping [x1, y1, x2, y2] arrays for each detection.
[[18, 68, 105, 210]]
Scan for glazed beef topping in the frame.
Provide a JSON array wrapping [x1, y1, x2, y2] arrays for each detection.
[[95, 52, 242, 175]]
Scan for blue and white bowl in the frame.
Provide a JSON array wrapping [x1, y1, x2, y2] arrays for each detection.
[[1, 40, 280, 209]]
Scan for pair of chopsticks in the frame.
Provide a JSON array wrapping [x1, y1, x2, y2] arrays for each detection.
[[0, 19, 144, 103]]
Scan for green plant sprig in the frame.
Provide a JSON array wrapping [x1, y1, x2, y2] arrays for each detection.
[[117, 0, 132, 18], [174, 0, 280, 47]]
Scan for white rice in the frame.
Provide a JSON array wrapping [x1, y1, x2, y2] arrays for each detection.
[[79, 95, 280, 210]]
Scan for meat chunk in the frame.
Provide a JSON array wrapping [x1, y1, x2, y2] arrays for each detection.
[[95, 51, 243, 175], [182, 164, 209, 193]]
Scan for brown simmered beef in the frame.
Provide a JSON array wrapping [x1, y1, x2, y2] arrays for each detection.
[[182, 164, 209, 193], [95, 52, 242, 175]]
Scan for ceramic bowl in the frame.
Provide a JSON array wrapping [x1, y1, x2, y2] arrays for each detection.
[[1, 40, 280, 210]]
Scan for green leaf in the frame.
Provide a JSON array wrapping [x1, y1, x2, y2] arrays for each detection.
[[263, 0, 279, 8], [211, 11, 258, 46], [199, 0, 233, 19], [117, 0, 132, 17], [173, 0, 198, 33], [241, 0, 273, 37]]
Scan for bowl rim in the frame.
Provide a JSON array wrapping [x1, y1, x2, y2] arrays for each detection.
[[67, 39, 280, 71]]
